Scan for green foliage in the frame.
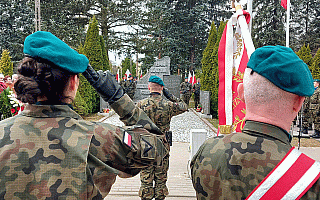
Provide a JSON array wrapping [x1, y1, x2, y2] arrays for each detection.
[[72, 91, 89, 116], [0, 88, 13, 120], [290, 0, 320, 53], [296, 44, 313, 73], [100, 35, 110, 71], [81, 16, 111, 113], [0, 50, 13, 77], [201, 21, 217, 91], [311, 49, 320, 80], [201, 21, 226, 118], [121, 57, 136, 78], [252, 1, 286, 48], [0, 0, 34, 63]]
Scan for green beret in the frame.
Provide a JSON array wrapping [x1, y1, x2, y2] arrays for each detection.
[[24, 31, 89, 73], [247, 46, 314, 97], [149, 75, 164, 86]]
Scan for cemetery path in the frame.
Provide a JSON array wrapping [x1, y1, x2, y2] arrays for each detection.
[[102, 109, 213, 200]]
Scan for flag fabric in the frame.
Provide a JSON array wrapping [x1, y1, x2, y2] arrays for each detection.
[[140, 69, 143, 78], [193, 71, 196, 85], [188, 71, 193, 84], [116, 68, 120, 83], [123, 131, 132, 147], [218, 9, 251, 135], [281, 0, 287, 9], [125, 69, 131, 77], [246, 147, 320, 200]]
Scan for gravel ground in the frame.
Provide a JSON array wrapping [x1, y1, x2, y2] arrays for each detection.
[[170, 110, 216, 142], [101, 110, 216, 143]]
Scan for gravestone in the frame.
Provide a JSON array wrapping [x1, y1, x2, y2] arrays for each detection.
[[200, 91, 211, 116], [163, 75, 181, 100]]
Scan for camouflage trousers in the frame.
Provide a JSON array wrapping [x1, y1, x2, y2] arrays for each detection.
[[194, 95, 200, 109], [139, 155, 169, 200], [182, 94, 191, 107], [311, 110, 320, 130], [301, 110, 312, 128]]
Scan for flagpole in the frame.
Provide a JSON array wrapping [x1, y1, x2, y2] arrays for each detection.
[[247, 0, 253, 32], [286, 0, 290, 47]]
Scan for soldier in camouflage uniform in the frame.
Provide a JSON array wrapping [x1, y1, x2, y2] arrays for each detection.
[[180, 77, 192, 107], [0, 31, 168, 199], [126, 75, 137, 99], [137, 76, 188, 200], [300, 96, 311, 135], [191, 46, 319, 199], [192, 78, 201, 109], [310, 79, 320, 138], [120, 75, 127, 91]]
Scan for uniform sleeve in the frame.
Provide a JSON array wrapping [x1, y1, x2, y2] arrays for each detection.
[[88, 123, 167, 175], [169, 98, 188, 117], [110, 94, 162, 135]]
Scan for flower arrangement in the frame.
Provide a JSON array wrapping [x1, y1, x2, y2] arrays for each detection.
[[0, 88, 24, 120], [196, 104, 202, 112]]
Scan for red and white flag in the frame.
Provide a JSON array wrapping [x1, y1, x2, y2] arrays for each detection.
[[188, 71, 193, 85], [125, 69, 131, 77], [281, 0, 287, 9], [193, 71, 196, 85], [116, 68, 120, 83], [123, 132, 132, 147], [218, 9, 254, 135], [140, 69, 143, 78]]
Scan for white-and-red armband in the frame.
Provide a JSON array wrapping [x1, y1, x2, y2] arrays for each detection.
[[246, 147, 320, 200]]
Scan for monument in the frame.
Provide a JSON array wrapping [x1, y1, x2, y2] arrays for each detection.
[[134, 56, 181, 101], [100, 56, 181, 112]]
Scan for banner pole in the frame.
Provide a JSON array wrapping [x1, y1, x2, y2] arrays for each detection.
[[286, 0, 290, 47]]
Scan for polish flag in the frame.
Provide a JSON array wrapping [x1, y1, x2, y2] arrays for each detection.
[[281, 0, 287, 9], [125, 69, 131, 77], [140, 69, 143, 78], [116, 68, 120, 83], [123, 132, 132, 147], [193, 71, 196, 85], [188, 71, 193, 84]]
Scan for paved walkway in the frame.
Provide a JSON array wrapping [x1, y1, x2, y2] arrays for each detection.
[[105, 142, 196, 200]]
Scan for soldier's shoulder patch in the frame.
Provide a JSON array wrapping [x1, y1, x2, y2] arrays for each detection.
[[123, 131, 132, 147]]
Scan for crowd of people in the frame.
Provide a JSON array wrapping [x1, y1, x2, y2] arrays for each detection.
[[0, 31, 319, 200]]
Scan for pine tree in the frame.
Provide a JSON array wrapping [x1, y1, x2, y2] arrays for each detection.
[[311, 48, 320, 80], [252, 0, 286, 48], [296, 44, 313, 73], [201, 21, 217, 93], [209, 21, 227, 117], [82, 16, 108, 113], [100, 35, 110, 72], [0, 0, 34, 63], [0, 50, 13, 77], [72, 91, 89, 116]]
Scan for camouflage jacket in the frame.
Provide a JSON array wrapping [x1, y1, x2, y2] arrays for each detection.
[[191, 120, 320, 200], [310, 87, 320, 110], [180, 82, 192, 95], [136, 93, 188, 133], [193, 83, 201, 96], [0, 94, 167, 199]]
